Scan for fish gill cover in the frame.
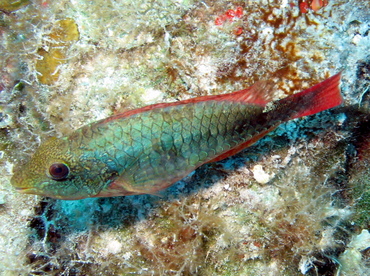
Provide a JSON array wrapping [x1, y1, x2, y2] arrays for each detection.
[[0, 0, 369, 275]]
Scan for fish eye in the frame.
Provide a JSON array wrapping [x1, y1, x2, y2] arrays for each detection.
[[49, 163, 70, 180]]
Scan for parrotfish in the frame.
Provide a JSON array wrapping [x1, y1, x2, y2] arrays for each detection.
[[11, 73, 342, 200]]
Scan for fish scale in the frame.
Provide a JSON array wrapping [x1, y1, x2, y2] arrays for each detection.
[[75, 101, 260, 194], [11, 73, 342, 199]]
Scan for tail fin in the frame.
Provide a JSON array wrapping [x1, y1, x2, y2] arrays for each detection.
[[276, 73, 343, 120]]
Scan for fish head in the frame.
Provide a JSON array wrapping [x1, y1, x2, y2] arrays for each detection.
[[11, 137, 103, 200]]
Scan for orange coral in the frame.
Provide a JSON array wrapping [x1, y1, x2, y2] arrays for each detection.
[[298, 0, 329, 13]]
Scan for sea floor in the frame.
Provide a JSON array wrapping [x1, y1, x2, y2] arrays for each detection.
[[1, 0, 370, 275]]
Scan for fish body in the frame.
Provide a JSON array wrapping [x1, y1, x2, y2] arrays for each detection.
[[11, 73, 342, 199]]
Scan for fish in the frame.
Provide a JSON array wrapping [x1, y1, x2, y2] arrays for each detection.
[[11, 73, 342, 200]]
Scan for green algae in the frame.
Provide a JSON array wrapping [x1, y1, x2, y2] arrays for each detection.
[[350, 177, 370, 228]]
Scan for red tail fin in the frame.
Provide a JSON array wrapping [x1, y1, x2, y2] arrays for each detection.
[[284, 73, 343, 120]]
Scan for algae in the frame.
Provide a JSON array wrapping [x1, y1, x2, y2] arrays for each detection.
[[0, 0, 29, 14], [1, 0, 370, 275]]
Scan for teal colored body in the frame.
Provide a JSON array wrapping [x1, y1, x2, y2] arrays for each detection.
[[68, 101, 263, 197], [11, 73, 342, 199]]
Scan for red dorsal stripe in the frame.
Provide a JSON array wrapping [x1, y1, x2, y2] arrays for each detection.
[[100, 80, 273, 124]]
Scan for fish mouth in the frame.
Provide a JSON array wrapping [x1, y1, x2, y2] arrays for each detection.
[[15, 187, 37, 194]]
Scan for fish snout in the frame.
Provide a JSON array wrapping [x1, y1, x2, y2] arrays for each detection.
[[10, 171, 31, 192], [11, 173, 41, 195]]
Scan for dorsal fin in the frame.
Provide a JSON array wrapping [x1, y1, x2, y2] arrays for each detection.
[[100, 81, 273, 124]]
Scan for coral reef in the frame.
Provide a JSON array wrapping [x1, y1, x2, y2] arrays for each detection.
[[1, 0, 370, 275]]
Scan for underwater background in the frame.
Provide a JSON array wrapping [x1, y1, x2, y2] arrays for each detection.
[[0, 0, 369, 275]]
